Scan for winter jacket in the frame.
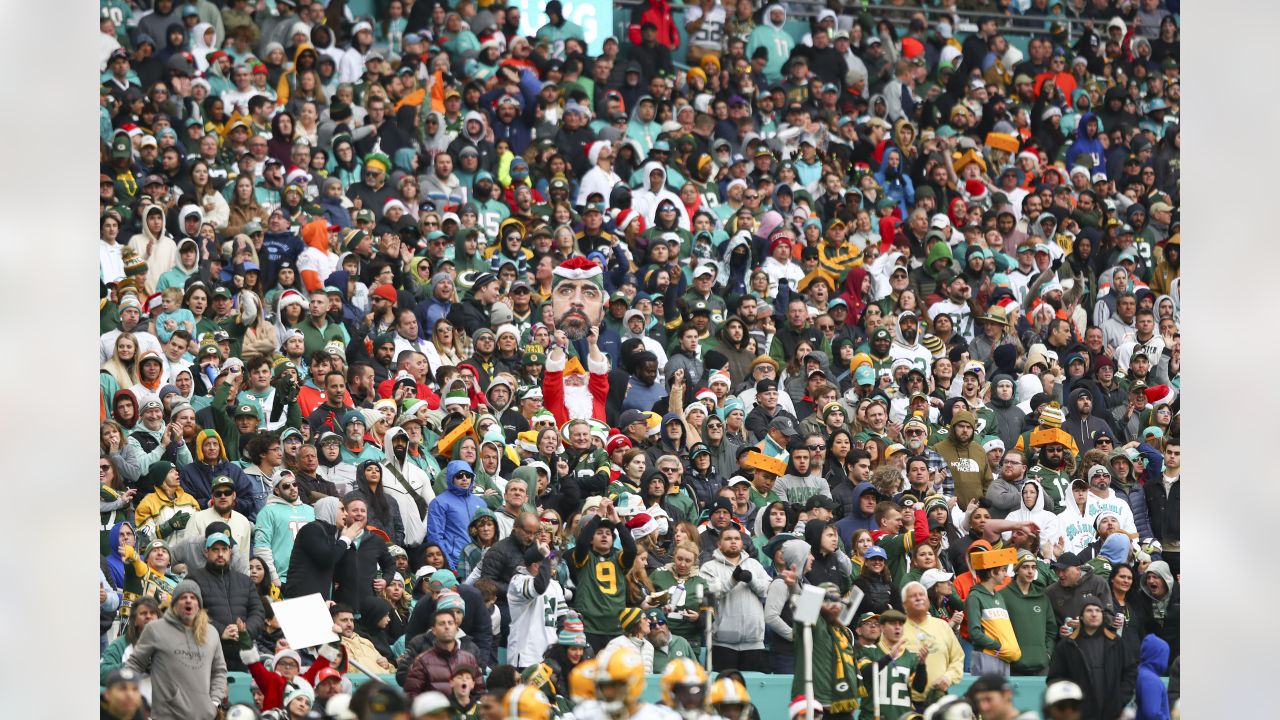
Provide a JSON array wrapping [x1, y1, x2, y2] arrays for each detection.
[[803, 519, 854, 593], [988, 391, 1026, 449], [1047, 626, 1137, 720], [478, 531, 536, 601], [126, 607, 227, 720], [185, 561, 266, 665], [403, 641, 487, 697], [1046, 566, 1115, 625], [179, 429, 259, 520], [282, 499, 347, 600], [380, 427, 434, 546], [428, 460, 489, 568], [1064, 387, 1111, 453], [966, 582, 1021, 663], [833, 481, 880, 548], [699, 549, 769, 650]]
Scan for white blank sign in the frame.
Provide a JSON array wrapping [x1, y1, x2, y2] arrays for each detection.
[[272, 594, 340, 650]]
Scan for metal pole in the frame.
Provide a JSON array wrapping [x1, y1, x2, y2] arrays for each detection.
[[346, 656, 387, 683], [803, 623, 815, 720], [873, 656, 881, 720]]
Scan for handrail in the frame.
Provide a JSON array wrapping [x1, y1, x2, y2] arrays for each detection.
[[616, 0, 1142, 39]]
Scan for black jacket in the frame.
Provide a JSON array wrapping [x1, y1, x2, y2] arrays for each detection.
[[478, 532, 535, 601], [333, 530, 397, 616], [404, 582, 495, 668], [447, 298, 492, 335], [1047, 628, 1137, 720], [1144, 477, 1180, 543], [186, 561, 265, 670], [283, 519, 350, 602]]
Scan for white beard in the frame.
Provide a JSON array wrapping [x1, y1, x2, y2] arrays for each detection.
[[564, 383, 593, 420]]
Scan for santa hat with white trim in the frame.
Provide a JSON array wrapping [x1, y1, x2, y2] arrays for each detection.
[[1143, 384, 1177, 408], [552, 256, 604, 290]]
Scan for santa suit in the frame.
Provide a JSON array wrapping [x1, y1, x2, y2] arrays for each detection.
[[543, 351, 610, 426]]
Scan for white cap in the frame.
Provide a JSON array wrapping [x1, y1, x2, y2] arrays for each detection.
[[412, 691, 451, 717], [919, 568, 955, 590], [1043, 680, 1085, 706]]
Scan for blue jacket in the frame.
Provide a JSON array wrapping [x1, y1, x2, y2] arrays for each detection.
[[834, 481, 880, 549], [1135, 635, 1171, 720], [427, 460, 488, 568], [1065, 112, 1106, 171], [180, 458, 258, 522]]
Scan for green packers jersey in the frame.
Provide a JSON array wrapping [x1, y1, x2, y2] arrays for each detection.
[[856, 644, 927, 720], [1025, 464, 1072, 513], [570, 550, 628, 636]]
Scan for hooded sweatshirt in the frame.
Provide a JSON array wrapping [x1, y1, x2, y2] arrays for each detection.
[[427, 459, 489, 568], [631, 161, 691, 231], [763, 539, 810, 653], [833, 481, 880, 547], [933, 410, 991, 507], [999, 576, 1056, 673], [1135, 634, 1172, 720], [804, 519, 854, 593], [381, 426, 434, 546], [129, 204, 179, 290], [746, 5, 794, 80], [125, 580, 228, 720]]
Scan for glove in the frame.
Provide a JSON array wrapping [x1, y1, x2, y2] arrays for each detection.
[[732, 565, 752, 583], [237, 626, 255, 650], [171, 512, 191, 530], [120, 544, 138, 563], [239, 647, 261, 666]]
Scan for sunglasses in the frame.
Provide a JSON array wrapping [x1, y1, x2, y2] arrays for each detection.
[[212, 489, 235, 497], [650, 618, 666, 626], [278, 482, 296, 489], [100, 464, 111, 471], [454, 472, 475, 481], [540, 517, 560, 526], [806, 444, 825, 451]]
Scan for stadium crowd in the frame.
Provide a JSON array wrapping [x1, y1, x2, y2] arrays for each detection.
[[97, 0, 1181, 718]]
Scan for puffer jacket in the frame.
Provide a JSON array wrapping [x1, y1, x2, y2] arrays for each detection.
[[185, 562, 265, 668], [402, 642, 487, 697]]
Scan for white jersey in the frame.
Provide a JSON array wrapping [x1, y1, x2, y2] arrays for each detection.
[[568, 702, 682, 720], [684, 4, 727, 50], [507, 568, 566, 668]]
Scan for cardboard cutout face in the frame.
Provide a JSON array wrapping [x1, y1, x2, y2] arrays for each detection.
[[552, 276, 605, 340]]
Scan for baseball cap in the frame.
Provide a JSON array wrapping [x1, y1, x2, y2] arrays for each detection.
[[104, 668, 142, 687], [205, 532, 233, 549], [727, 475, 752, 487], [863, 546, 888, 561], [1051, 551, 1081, 570], [769, 416, 798, 437], [1043, 680, 1085, 706], [619, 409, 647, 427], [919, 568, 955, 590]]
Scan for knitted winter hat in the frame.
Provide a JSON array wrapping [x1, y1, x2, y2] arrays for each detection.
[[282, 678, 314, 708], [557, 614, 589, 647], [618, 607, 644, 633], [1038, 402, 1066, 429]]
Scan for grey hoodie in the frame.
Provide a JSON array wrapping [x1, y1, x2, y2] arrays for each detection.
[[126, 580, 228, 720], [764, 539, 811, 644]]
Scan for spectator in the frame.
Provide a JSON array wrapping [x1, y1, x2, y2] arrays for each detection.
[[901, 581, 965, 699], [699, 525, 769, 672], [428, 459, 488, 569], [506, 542, 561, 669], [251, 469, 314, 584], [184, 529, 264, 671], [999, 550, 1058, 677], [125, 580, 228, 720], [1046, 598, 1138, 720], [568, 498, 637, 651], [403, 608, 487, 698]]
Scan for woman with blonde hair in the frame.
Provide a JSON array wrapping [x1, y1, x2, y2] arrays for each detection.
[[101, 332, 141, 402], [648, 540, 708, 656], [430, 318, 467, 370]]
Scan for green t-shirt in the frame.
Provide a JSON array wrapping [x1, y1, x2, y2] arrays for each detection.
[[570, 549, 628, 636]]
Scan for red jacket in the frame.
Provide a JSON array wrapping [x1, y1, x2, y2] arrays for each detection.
[[247, 650, 335, 710], [627, 0, 681, 50]]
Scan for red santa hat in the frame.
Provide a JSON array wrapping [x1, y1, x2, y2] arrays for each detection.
[[384, 197, 408, 215], [285, 166, 311, 186], [963, 178, 990, 205], [552, 256, 604, 288], [615, 208, 644, 234], [1143, 384, 1177, 408], [626, 513, 659, 539], [587, 140, 612, 167]]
